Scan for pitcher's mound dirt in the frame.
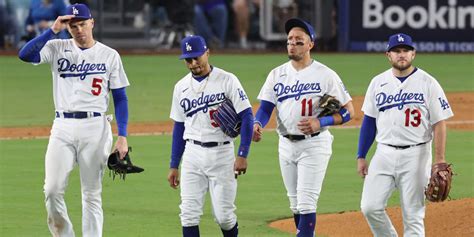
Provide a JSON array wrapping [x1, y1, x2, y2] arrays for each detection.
[[269, 198, 474, 236]]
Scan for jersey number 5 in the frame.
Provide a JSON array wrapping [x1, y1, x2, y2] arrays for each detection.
[[404, 108, 421, 127], [209, 109, 219, 127], [91, 78, 103, 96]]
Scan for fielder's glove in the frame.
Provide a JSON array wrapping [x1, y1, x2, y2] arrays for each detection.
[[425, 162, 453, 202], [107, 147, 144, 180], [318, 94, 342, 118], [212, 99, 241, 138]]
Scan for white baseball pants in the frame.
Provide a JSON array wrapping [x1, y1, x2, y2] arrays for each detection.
[[361, 143, 431, 237], [278, 130, 333, 215], [44, 116, 112, 237], [179, 142, 237, 231]]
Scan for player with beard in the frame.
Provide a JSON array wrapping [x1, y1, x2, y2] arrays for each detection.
[[252, 18, 354, 237], [356, 33, 453, 236]]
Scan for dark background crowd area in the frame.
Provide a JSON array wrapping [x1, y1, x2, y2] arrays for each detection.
[[0, 0, 339, 52]]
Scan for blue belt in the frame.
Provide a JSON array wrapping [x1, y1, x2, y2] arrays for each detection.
[[384, 142, 427, 150], [56, 111, 101, 119], [186, 139, 230, 148]]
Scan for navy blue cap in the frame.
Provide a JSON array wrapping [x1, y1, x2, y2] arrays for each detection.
[[386, 33, 415, 51], [66, 4, 92, 20], [179, 35, 208, 59], [285, 18, 316, 42]]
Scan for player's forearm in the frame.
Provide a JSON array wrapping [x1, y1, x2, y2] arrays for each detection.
[[238, 108, 253, 158], [170, 122, 185, 169], [254, 100, 275, 128], [356, 115, 377, 159], [319, 102, 354, 127], [336, 102, 354, 125], [112, 88, 128, 137], [18, 28, 56, 63], [433, 120, 447, 163]]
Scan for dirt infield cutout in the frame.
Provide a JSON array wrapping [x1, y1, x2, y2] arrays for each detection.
[[270, 198, 474, 236]]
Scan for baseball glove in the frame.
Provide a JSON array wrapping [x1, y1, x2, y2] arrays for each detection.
[[107, 147, 144, 180], [425, 162, 453, 202], [318, 94, 342, 118], [212, 99, 241, 138]]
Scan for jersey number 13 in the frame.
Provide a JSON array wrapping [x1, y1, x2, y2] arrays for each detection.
[[404, 108, 421, 127]]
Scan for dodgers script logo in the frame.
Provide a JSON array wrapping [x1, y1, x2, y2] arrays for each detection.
[[376, 89, 424, 111], [274, 80, 321, 102], [57, 58, 106, 80], [180, 92, 226, 117]]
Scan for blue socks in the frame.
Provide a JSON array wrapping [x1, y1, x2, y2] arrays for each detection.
[[183, 226, 199, 237], [221, 222, 238, 237], [296, 213, 316, 237], [183, 223, 238, 237], [293, 214, 301, 227]]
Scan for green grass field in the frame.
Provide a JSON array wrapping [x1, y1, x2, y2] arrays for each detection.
[[1, 130, 473, 236], [0, 54, 472, 126], [0, 53, 473, 236]]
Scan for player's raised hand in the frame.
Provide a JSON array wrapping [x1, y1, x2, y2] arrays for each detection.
[[297, 118, 320, 135], [234, 156, 247, 179], [252, 123, 263, 142], [168, 168, 180, 189], [357, 158, 368, 178], [51, 15, 75, 34]]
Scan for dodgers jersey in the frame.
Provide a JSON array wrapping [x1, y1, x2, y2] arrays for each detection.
[[362, 68, 454, 146], [258, 60, 351, 135], [38, 39, 130, 113], [170, 66, 251, 142]]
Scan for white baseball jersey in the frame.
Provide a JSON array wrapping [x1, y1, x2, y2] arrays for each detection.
[[38, 39, 130, 113], [362, 68, 454, 145], [257, 60, 352, 135], [170, 66, 251, 141]]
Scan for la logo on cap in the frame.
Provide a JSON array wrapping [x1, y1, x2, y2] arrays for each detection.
[[185, 42, 192, 52], [72, 6, 79, 15], [397, 34, 404, 42]]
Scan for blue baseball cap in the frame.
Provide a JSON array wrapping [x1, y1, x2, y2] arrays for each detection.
[[179, 35, 208, 59], [66, 4, 92, 20], [386, 33, 415, 51], [285, 18, 316, 42]]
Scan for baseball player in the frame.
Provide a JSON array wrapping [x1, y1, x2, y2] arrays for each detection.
[[167, 35, 253, 237], [356, 33, 454, 236], [18, 4, 130, 237], [252, 18, 354, 237]]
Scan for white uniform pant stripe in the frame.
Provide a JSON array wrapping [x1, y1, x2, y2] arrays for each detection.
[[361, 143, 431, 237], [278, 131, 333, 214], [44, 117, 112, 237], [179, 142, 237, 230]]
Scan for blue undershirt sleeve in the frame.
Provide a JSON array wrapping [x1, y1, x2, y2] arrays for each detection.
[[237, 108, 253, 158], [357, 115, 377, 159], [111, 88, 129, 137], [170, 122, 185, 169], [18, 28, 57, 63], [254, 100, 275, 128]]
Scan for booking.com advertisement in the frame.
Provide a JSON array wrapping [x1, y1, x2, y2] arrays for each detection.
[[338, 0, 474, 52]]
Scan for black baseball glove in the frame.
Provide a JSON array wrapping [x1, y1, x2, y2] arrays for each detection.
[[107, 147, 144, 180], [212, 99, 241, 138], [318, 94, 342, 117]]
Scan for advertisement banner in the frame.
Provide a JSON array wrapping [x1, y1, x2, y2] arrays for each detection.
[[338, 0, 474, 52]]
